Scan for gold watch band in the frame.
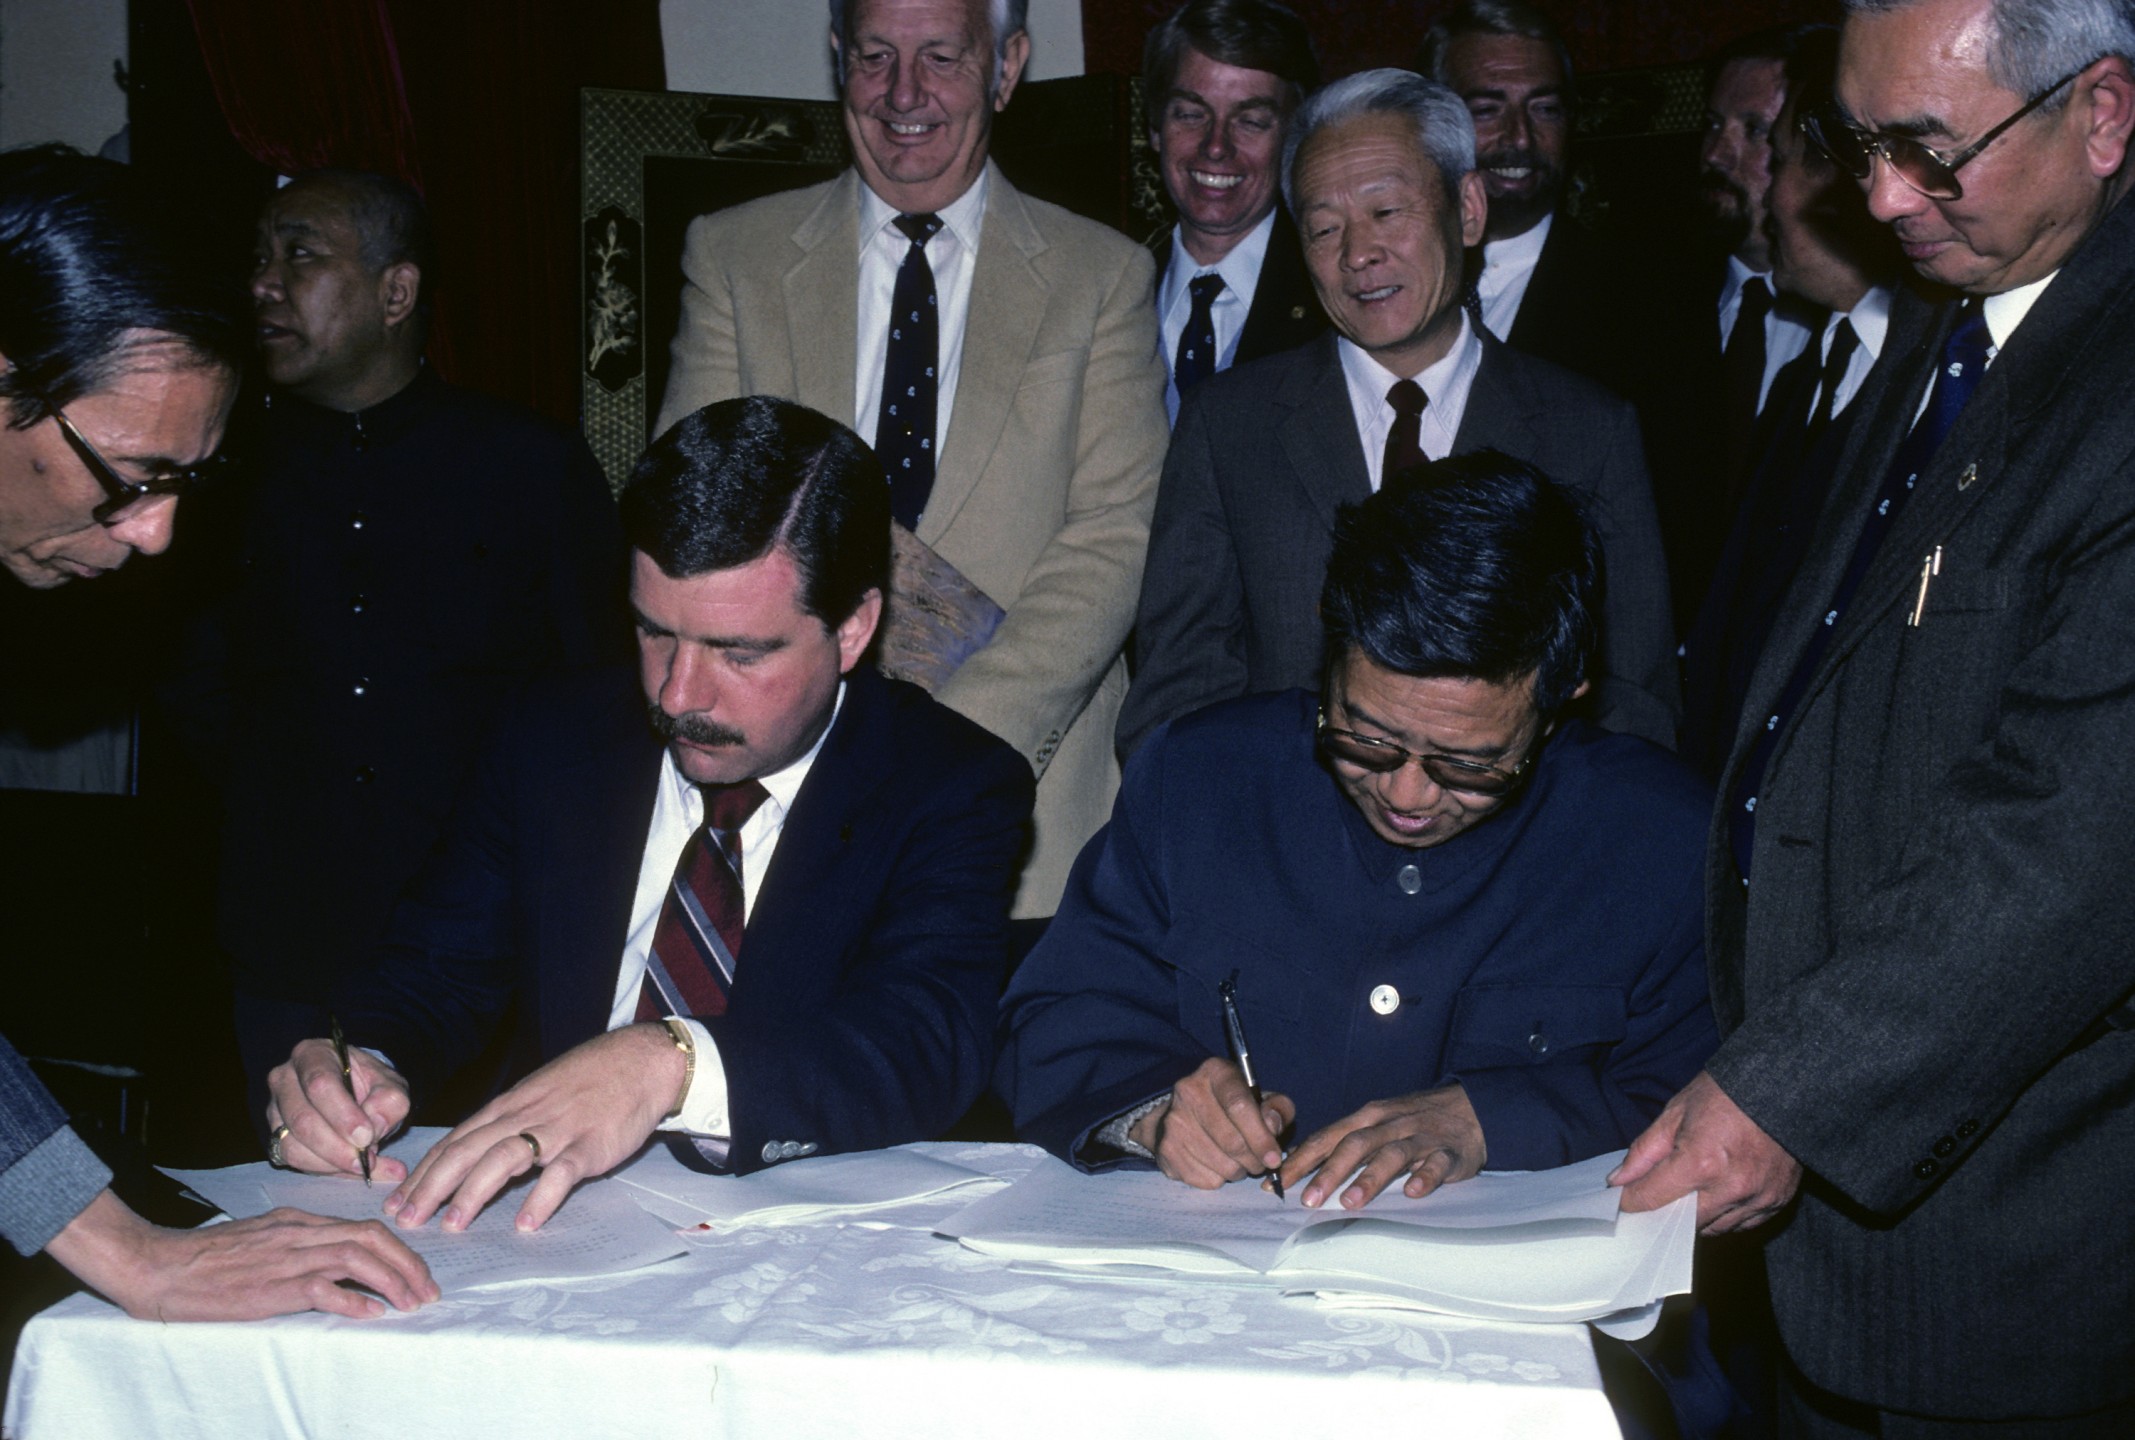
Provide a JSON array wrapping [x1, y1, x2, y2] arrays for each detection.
[[661, 1017, 696, 1123]]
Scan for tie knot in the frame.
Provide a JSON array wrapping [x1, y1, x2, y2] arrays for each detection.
[[1386, 378, 1428, 418], [1943, 301, 1992, 373], [702, 779, 770, 834], [894, 212, 942, 247], [1188, 272, 1226, 305], [1740, 275, 1773, 318]]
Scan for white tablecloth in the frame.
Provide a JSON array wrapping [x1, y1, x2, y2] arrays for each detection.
[[4, 1144, 1618, 1440]]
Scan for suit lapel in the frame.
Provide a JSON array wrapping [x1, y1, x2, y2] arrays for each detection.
[[1236, 209, 1321, 363], [1277, 335, 1372, 529], [735, 671, 892, 1000], [920, 166, 1046, 543], [781, 171, 863, 424], [1452, 336, 1541, 454]]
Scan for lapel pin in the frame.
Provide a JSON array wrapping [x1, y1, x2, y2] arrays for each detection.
[[1290, 306, 1306, 320], [1958, 463, 1979, 491]]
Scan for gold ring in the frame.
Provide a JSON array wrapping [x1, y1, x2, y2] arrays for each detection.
[[519, 1131, 542, 1163], [268, 1123, 292, 1168]]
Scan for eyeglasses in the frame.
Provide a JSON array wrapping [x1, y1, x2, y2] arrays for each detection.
[[1315, 708, 1536, 798], [51, 407, 227, 525], [1800, 67, 2083, 201]]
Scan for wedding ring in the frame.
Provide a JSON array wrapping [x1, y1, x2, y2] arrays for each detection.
[[269, 1123, 292, 1168], [519, 1131, 543, 1163]]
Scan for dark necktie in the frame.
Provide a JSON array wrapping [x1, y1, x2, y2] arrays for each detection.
[[637, 779, 771, 1021], [1729, 301, 1993, 880], [1462, 278, 1492, 340], [1807, 316, 1863, 443], [1174, 273, 1225, 399], [876, 212, 942, 531], [1383, 379, 1428, 486], [1721, 277, 1775, 490]]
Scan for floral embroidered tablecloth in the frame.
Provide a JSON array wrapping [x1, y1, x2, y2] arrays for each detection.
[[4, 1144, 1616, 1440]]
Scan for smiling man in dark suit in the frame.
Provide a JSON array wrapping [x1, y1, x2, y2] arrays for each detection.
[[1119, 67, 1677, 757], [265, 396, 1034, 1232], [1144, 0, 1327, 423], [1615, 0, 2135, 1430]]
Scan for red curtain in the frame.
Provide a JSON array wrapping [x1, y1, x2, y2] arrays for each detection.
[[180, 0, 664, 422], [1084, 0, 1843, 83]]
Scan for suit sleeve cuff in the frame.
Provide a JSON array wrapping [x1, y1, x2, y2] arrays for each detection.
[[0, 1125, 113, 1258], [655, 1018, 731, 1140]]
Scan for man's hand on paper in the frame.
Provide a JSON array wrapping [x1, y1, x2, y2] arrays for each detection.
[[46, 1190, 438, 1321], [1280, 1083, 1487, 1210], [265, 1039, 413, 1183], [1131, 1056, 1296, 1189], [386, 1022, 686, 1234], [1610, 1070, 1802, 1234]]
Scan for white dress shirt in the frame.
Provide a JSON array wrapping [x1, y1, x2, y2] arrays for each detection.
[[1814, 285, 1892, 421], [854, 172, 989, 457], [1905, 268, 2059, 428], [1718, 255, 1815, 412], [1475, 211, 1552, 341], [1158, 209, 1277, 422], [1336, 312, 1485, 492], [607, 683, 846, 1142]]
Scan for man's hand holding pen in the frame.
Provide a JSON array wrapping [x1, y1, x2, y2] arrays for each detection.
[[1130, 1056, 1296, 1190], [264, 1040, 414, 1185]]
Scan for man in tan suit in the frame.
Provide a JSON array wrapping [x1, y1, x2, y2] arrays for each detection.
[[657, 0, 1168, 920]]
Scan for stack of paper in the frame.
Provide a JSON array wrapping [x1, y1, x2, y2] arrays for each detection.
[[162, 1127, 688, 1294], [935, 1150, 1695, 1334], [610, 1143, 1005, 1230]]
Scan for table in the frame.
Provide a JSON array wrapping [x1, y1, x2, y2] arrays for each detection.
[[4, 1144, 1617, 1439]]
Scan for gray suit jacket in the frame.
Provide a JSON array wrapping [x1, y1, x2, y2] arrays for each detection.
[[1119, 331, 1679, 754], [0, 1029, 111, 1256], [1705, 191, 2135, 1416], [658, 166, 1167, 918]]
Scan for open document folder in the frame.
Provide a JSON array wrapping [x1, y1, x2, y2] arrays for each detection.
[[935, 1150, 1697, 1334]]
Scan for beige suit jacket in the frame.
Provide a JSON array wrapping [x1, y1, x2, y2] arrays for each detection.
[[657, 165, 1167, 916]]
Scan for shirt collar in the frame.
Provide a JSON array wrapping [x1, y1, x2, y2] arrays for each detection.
[[1481, 211, 1552, 277], [1160, 207, 1279, 316], [1719, 254, 1772, 313], [858, 166, 990, 253], [1336, 311, 1480, 416], [1837, 285, 1892, 363], [1982, 269, 2058, 351]]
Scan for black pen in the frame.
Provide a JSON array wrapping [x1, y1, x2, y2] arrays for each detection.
[[329, 1015, 373, 1186], [1217, 972, 1284, 1199]]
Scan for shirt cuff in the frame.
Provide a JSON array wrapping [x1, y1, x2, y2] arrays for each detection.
[[655, 1018, 731, 1140], [1089, 1093, 1169, 1161]]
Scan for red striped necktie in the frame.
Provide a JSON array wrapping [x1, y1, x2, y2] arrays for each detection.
[[636, 779, 771, 1021]]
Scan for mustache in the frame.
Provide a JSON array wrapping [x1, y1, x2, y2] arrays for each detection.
[[647, 704, 745, 748], [1696, 169, 1749, 206]]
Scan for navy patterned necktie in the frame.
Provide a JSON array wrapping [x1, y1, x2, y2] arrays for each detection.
[[1729, 301, 1993, 881], [876, 212, 943, 531], [1174, 272, 1226, 399], [1383, 379, 1428, 486], [637, 780, 771, 1021]]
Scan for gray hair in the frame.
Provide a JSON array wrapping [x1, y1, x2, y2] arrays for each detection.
[[1281, 68, 1478, 212], [1416, 0, 1577, 91], [829, 0, 1031, 93], [1844, 0, 2135, 108]]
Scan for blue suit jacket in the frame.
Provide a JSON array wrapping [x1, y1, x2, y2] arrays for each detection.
[[1001, 691, 1717, 1170], [337, 664, 1035, 1173]]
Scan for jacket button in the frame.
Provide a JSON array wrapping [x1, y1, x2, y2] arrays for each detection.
[[1369, 984, 1399, 1015], [761, 1141, 782, 1163], [1914, 1158, 1939, 1180], [1396, 864, 1421, 894], [1956, 1119, 1979, 1138], [1932, 1135, 1956, 1158], [1527, 1030, 1551, 1056]]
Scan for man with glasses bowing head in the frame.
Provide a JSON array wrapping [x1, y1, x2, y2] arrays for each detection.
[[266, 397, 1033, 1233], [1612, 0, 2135, 1432], [1001, 454, 1714, 1211]]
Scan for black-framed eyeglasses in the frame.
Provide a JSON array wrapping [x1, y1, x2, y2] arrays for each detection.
[[1800, 67, 2083, 201], [1315, 708, 1537, 798], [51, 407, 227, 525]]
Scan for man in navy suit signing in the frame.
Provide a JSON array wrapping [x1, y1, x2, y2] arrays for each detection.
[[1004, 453, 1714, 1208], [265, 396, 1034, 1232]]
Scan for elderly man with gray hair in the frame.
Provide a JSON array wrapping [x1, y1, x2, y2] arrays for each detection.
[[1120, 66, 1678, 758], [1615, 0, 2135, 1432]]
